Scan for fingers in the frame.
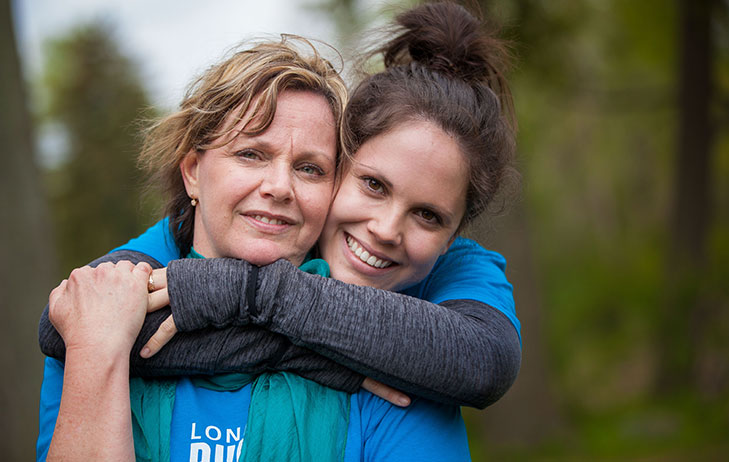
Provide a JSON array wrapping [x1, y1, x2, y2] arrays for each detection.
[[362, 378, 411, 407], [48, 280, 68, 326], [68, 266, 90, 284], [147, 288, 170, 312], [151, 268, 167, 290], [49, 279, 68, 305], [134, 261, 153, 275], [140, 314, 178, 358]]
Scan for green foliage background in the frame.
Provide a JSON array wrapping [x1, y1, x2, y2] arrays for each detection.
[[40, 22, 160, 274], [470, 0, 729, 458]]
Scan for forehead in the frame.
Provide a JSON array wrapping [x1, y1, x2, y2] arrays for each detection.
[[226, 90, 337, 156], [356, 120, 468, 182]]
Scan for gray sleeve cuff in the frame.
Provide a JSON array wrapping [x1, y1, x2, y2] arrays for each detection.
[[167, 258, 253, 331]]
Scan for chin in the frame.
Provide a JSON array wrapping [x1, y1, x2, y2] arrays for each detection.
[[339, 272, 394, 291], [244, 255, 280, 266], [231, 243, 298, 266]]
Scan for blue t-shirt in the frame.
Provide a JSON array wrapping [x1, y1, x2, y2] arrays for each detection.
[[37, 358, 470, 461], [171, 376, 470, 461], [170, 378, 251, 461]]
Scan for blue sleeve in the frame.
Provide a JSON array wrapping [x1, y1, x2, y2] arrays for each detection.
[[359, 394, 471, 462], [402, 236, 521, 340], [37, 357, 64, 462], [113, 217, 181, 265]]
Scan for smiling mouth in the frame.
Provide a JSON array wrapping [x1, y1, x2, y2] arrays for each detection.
[[252, 215, 289, 226], [346, 235, 394, 269]]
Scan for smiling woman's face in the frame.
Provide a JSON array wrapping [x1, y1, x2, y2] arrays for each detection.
[[181, 90, 337, 266], [319, 120, 469, 291]]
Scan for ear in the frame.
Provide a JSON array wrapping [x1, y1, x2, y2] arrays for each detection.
[[180, 150, 201, 198]]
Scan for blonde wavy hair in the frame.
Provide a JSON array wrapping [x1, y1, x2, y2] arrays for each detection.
[[138, 35, 348, 255]]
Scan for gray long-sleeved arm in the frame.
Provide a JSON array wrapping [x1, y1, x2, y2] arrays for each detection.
[[39, 251, 521, 407], [165, 258, 521, 408], [38, 250, 364, 393]]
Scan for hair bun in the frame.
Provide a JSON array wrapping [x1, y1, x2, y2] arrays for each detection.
[[383, 2, 509, 85]]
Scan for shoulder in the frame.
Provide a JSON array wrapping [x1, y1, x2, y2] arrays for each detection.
[[405, 237, 510, 300], [402, 237, 519, 330], [349, 390, 470, 462], [401, 236, 521, 339], [112, 218, 180, 265], [439, 236, 507, 270]]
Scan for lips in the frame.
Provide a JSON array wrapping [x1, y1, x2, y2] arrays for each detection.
[[253, 215, 288, 225], [346, 235, 394, 269], [242, 211, 295, 232]]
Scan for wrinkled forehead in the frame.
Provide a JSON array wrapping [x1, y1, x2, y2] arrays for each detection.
[[223, 89, 336, 142], [208, 91, 337, 170]]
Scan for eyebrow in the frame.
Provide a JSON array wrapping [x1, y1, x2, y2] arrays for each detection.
[[354, 161, 394, 189], [233, 135, 335, 166]]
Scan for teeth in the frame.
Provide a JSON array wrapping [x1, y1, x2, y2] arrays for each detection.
[[254, 215, 285, 225], [346, 235, 393, 269]]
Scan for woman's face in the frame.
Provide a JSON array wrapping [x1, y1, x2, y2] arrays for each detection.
[[319, 120, 469, 291], [181, 90, 337, 266]]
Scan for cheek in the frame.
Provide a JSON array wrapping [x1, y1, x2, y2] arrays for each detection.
[[407, 233, 453, 275], [299, 183, 335, 225], [330, 181, 367, 216], [199, 165, 238, 204]]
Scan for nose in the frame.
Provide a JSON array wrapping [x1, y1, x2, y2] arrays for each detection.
[[259, 161, 294, 203], [366, 208, 403, 246]]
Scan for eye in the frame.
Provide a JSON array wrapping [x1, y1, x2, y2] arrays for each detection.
[[235, 149, 261, 160], [364, 177, 385, 194], [416, 209, 442, 224], [298, 163, 325, 176]]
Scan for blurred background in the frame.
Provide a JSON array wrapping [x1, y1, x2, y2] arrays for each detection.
[[2, 0, 727, 459]]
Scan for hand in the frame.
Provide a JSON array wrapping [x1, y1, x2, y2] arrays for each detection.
[[48, 261, 153, 357], [140, 267, 178, 358], [362, 378, 411, 407]]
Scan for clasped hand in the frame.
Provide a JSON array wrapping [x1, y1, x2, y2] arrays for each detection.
[[48, 261, 154, 358]]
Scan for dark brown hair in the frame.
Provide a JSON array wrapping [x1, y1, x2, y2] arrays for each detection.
[[342, 1, 516, 226]]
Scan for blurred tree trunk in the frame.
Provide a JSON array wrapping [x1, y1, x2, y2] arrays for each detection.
[[0, 0, 57, 459], [465, 204, 565, 447], [656, 0, 714, 394]]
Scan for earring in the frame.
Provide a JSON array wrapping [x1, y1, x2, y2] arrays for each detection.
[[191, 197, 198, 207]]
